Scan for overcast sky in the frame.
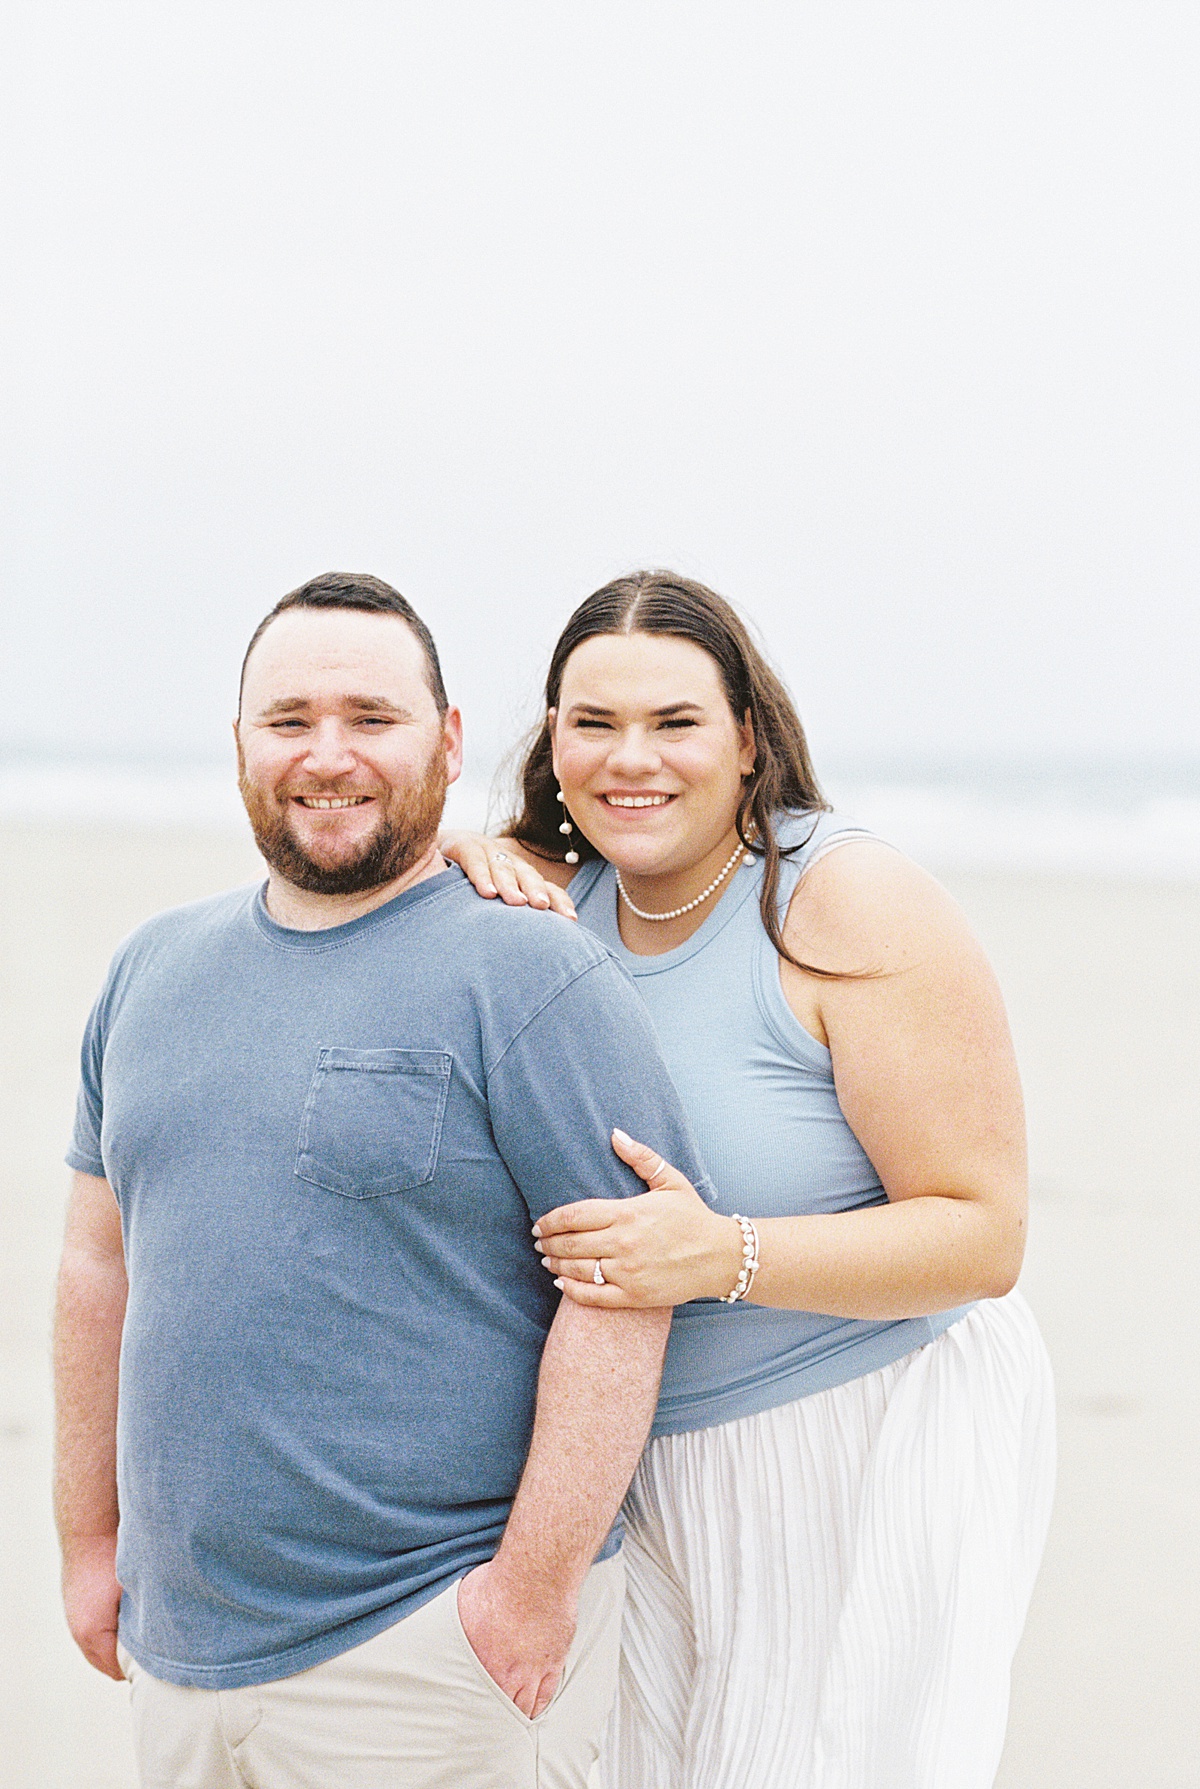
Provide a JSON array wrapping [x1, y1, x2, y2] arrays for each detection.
[[3, 2, 1197, 781]]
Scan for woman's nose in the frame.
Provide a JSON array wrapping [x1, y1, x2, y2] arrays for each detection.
[[606, 726, 662, 776]]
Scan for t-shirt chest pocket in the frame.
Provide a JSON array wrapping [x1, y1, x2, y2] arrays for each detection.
[[295, 1048, 452, 1199]]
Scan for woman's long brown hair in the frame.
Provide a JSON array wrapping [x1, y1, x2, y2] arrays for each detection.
[[507, 570, 833, 972]]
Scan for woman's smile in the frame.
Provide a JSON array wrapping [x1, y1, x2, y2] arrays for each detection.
[[599, 792, 677, 810]]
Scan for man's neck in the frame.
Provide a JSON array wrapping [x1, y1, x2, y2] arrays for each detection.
[[262, 842, 448, 932]]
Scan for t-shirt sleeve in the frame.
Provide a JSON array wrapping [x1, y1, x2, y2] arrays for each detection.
[[66, 993, 109, 1178], [486, 955, 715, 1223]]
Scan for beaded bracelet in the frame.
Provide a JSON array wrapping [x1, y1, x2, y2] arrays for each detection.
[[721, 1214, 761, 1303]]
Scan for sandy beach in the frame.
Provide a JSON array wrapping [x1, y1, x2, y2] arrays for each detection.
[[2, 819, 1197, 1788]]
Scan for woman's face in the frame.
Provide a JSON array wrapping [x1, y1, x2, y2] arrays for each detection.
[[551, 632, 755, 878]]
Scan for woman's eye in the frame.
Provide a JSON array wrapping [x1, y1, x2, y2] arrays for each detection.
[[659, 718, 698, 730], [573, 718, 612, 731]]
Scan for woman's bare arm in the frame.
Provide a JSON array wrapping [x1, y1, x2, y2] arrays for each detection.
[[535, 845, 1026, 1317], [761, 841, 1026, 1310]]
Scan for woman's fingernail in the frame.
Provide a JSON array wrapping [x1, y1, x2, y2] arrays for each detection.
[[612, 1128, 632, 1145], [531, 1224, 541, 1238], [553, 1278, 564, 1290]]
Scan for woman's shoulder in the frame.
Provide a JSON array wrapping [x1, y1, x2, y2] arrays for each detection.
[[781, 830, 981, 977], [774, 806, 872, 861]]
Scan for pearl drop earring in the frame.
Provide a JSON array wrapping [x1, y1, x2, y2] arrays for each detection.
[[556, 789, 580, 864]]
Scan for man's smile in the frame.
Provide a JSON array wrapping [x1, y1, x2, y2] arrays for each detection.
[[293, 795, 374, 809]]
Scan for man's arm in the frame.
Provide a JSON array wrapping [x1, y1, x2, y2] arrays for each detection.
[[457, 1296, 670, 1718], [53, 1171, 127, 1681]]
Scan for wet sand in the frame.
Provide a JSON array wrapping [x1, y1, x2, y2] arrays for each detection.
[[1, 821, 1197, 1787]]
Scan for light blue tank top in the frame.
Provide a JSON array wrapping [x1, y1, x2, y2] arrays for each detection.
[[570, 810, 971, 1437]]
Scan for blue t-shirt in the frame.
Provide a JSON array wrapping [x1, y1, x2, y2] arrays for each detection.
[[67, 867, 712, 1690]]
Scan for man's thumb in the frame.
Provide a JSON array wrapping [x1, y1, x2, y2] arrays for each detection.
[[612, 1128, 673, 1187]]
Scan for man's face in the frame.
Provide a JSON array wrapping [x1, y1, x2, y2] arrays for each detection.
[[236, 607, 462, 896]]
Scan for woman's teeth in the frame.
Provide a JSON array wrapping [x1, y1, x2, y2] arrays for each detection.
[[603, 794, 672, 808]]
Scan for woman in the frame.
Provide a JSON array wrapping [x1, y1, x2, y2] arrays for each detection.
[[444, 570, 1054, 1789]]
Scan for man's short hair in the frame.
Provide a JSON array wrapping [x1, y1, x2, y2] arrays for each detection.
[[239, 573, 449, 716]]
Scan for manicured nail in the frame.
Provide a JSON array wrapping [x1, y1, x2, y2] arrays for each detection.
[[531, 1223, 542, 1238], [612, 1128, 632, 1145], [553, 1278, 564, 1290]]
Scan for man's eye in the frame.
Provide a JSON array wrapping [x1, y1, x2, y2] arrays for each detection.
[[356, 717, 393, 728], [270, 720, 306, 731]]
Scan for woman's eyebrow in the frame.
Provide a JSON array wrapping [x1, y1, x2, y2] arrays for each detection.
[[567, 700, 706, 718]]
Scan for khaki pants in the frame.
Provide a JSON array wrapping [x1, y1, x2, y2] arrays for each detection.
[[118, 1555, 623, 1789]]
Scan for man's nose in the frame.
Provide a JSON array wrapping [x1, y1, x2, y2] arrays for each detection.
[[301, 721, 359, 778]]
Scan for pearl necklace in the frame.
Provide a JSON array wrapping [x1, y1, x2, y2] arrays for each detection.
[[616, 840, 753, 922]]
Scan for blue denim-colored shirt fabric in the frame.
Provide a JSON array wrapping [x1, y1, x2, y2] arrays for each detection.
[[68, 867, 711, 1690]]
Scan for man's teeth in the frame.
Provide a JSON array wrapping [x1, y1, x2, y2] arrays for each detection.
[[604, 795, 672, 808], [297, 797, 371, 809]]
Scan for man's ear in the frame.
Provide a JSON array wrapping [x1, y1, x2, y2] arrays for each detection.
[[442, 706, 465, 786]]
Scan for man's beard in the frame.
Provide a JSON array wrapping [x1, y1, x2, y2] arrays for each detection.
[[238, 744, 448, 897]]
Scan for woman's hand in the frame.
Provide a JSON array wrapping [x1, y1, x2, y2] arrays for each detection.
[[532, 1129, 743, 1308], [439, 832, 577, 919]]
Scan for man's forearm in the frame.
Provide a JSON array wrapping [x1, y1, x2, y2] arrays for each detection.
[[53, 1246, 126, 1549], [493, 1299, 671, 1597]]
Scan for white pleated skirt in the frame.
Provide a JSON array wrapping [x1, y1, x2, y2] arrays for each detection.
[[601, 1290, 1055, 1789]]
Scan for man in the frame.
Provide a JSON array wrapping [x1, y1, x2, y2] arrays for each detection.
[[54, 573, 712, 1788]]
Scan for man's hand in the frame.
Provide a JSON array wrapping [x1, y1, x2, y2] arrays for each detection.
[[62, 1532, 124, 1681], [456, 1559, 578, 1719]]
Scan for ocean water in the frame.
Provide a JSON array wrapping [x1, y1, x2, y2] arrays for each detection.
[[823, 761, 1200, 879], [2, 754, 1199, 880]]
